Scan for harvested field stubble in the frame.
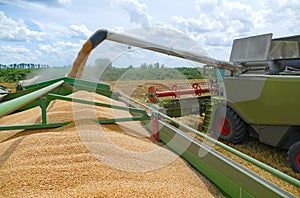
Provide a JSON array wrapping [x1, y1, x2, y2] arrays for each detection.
[[0, 91, 221, 197]]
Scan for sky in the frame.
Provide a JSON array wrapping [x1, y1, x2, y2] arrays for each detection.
[[0, 0, 299, 67]]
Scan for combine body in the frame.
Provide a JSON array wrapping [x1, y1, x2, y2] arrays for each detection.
[[210, 34, 300, 173], [224, 76, 300, 125], [122, 31, 300, 173], [223, 75, 300, 148]]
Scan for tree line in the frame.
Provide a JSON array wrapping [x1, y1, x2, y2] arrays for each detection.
[[0, 58, 204, 83], [0, 63, 49, 69], [86, 59, 204, 81], [88, 67, 203, 81], [0, 63, 50, 82], [0, 67, 203, 83], [0, 68, 31, 82]]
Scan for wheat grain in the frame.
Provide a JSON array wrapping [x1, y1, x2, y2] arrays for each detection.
[[0, 91, 221, 197]]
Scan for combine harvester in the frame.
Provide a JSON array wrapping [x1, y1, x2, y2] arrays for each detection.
[[0, 29, 299, 197]]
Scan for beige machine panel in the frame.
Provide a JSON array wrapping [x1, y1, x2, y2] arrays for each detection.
[[268, 40, 299, 60], [229, 33, 272, 64]]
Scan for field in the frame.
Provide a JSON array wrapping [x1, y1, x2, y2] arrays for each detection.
[[0, 83, 16, 92]]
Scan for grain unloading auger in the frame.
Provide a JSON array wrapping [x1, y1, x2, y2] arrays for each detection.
[[68, 29, 243, 78], [0, 29, 299, 197]]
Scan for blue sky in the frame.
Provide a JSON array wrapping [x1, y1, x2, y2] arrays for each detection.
[[0, 0, 299, 67]]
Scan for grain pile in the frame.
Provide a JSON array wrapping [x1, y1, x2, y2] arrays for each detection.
[[0, 91, 221, 197]]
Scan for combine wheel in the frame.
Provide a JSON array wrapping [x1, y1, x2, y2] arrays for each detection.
[[212, 106, 248, 144], [287, 141, 300, 173]]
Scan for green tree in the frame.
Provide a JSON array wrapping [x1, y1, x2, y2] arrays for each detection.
[[0, 68, 31, 82], [140, 63, 147, 68], [95, 58, 112, 69]]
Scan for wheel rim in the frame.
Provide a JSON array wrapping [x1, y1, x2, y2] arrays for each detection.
[[296, 152, 300, 167], [217, 118, 230, 136]]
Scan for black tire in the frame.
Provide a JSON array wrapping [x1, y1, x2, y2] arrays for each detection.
[[287, 141, 300, 173], [212, 106, 248, 144]]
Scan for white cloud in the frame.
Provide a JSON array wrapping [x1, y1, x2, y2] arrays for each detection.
[[69, 24, 92, 38], [0, 0, 299, 66], [204, 32, 233, 46], [111, 26, 125, 33], [0, 39, 81, 66], [276, 0, 300, 10], [0, 11, 45, 42], [113, 0, 151, 26], [56, 41, 80, 48], [171, 15, 214, 33], [169, 0, 256, 50], [0, 45, 36, 64], [58, 0, 72, 7], [1, 45, 30, 54], [39, 44, 61, 52], [251, 9, 271, 30], [169, 0, 297, 54], [244, 0, 300, 37], [37, 40, 82, 65], [197, 1, 252, 32], [20, 0, 72, 7]]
